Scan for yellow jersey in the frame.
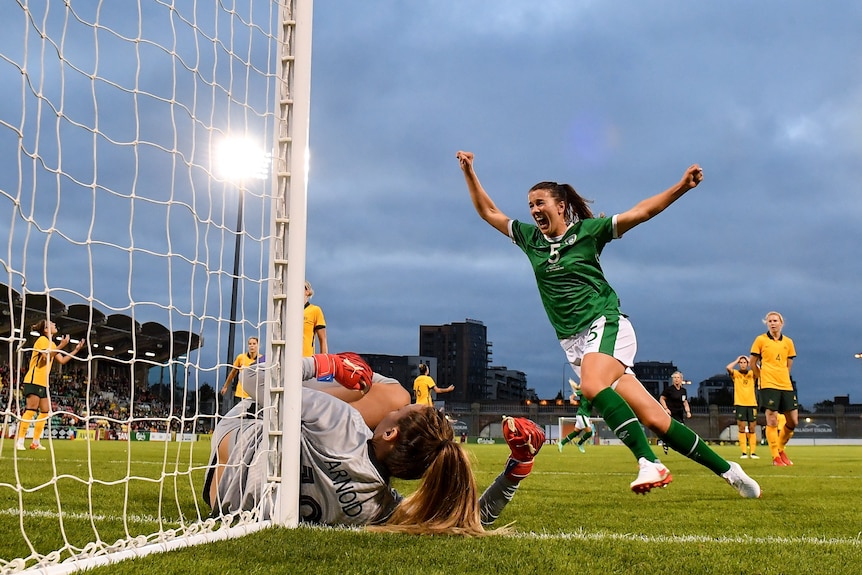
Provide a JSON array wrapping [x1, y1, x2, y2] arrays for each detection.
[[413, 375, 437, 406], [24, 336, 54, 387], [730, 369, 757, 407], [303, 303, 326, 357], [232, 353, 258, 398], [750, 332, 796, 391]]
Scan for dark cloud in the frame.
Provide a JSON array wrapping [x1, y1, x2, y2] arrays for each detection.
[[306, 2, 862, 406]]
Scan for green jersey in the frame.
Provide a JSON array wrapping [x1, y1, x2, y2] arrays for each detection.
[[510, 217, 622, 339]]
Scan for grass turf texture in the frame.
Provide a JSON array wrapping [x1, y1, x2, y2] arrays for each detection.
[[2, 442, 861, 574]]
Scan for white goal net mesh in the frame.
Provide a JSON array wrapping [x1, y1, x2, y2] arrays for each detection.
[[0, 1, 308, 572]]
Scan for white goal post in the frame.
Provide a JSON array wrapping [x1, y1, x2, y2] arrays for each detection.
[[0, 1, 311, 573]]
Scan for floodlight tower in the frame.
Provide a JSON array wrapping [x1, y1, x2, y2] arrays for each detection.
[[216, 137, 272, 412]]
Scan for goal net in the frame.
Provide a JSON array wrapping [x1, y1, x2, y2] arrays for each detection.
[[0, 1, 311, 572]]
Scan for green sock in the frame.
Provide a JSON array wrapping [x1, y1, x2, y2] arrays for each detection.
[[591, 387, 655, 462], [561, 430, 578, 446], [660, 419, 730, 475], [577, 429, 593, 445]]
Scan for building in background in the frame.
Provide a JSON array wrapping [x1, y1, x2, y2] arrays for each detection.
[[632, 360, 679, 399], [696, 372, 734, 405], [486, 365, 534, 401], [419, 318, 491, 402]]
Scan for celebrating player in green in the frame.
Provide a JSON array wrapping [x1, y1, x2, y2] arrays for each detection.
[[457, 150, 760, 498]]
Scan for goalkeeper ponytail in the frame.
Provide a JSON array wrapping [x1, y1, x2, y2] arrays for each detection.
[[371, 407, 492, 536]]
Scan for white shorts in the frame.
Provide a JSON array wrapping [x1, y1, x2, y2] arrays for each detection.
[[560, 315, 637, 380], [574, 414, 593, 431]]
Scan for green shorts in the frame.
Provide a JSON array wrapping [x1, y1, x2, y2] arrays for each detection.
[[735, 406, 757, 423], [23, 383, 48, 399], [759, 388, 797, 413]]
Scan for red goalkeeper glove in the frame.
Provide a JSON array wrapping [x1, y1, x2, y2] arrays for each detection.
[[313, 352, 373, 395], [502, 416, 545, 481]]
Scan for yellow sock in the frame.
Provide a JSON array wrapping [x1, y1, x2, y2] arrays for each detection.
[[31, 414, 48, 445], [765, 425, 780, 459], [778, 426, 794, 451], [739, 432, 746, 454], [748, 432, 758, 455], [16, 410, 37, 442]]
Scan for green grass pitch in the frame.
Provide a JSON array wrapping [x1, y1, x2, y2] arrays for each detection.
[[2, 441, 861, 574]]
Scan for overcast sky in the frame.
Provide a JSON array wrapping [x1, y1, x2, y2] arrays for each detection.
[[1, 2, 860, 409], [303, 1, 862, 408]]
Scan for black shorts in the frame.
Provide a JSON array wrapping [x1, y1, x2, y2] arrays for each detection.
[[23, 383, 48, 399], [759, 389, 798, 413], [735, 406, 757, 423]]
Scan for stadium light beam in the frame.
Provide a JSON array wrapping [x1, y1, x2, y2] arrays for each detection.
[[216, 136, 272, 414]]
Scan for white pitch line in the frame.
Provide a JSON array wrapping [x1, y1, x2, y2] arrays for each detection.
[[0, 507, 183, 525], [294, 523, 862, 547], [506, 528, 862, 546], [531, 470, 862, 480]]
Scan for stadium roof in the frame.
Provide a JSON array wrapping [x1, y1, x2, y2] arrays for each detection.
[[0, 283, 202, 364]]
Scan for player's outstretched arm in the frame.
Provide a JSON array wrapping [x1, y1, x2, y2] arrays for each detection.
[[303, 359, 410, 430], [313, 352, 373, 394], [479, 416, 545, 526], [457, 151, 510, 236], [54, 338, 86, 365], [502, 416, 545, 481], [616, 164, 703, 236]]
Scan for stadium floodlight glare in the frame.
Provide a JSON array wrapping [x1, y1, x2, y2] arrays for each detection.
[[855, 353, 862, 359], [215, 137, 272, 181]]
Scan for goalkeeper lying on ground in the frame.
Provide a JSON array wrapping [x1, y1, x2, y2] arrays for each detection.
[[203, 353, 544, 535]]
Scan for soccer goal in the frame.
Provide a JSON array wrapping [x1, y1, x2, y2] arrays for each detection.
[[0, 1, 311, 572]]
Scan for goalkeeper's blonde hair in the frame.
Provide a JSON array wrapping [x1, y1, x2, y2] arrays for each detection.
[[369, 406, 502, 536]]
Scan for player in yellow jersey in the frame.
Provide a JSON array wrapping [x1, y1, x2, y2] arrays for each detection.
[[413, 364, 453, 406], [221, 337, 260, 400], [750, 311, 797, 466], [16, 319, 86, 451], [303, 281, 328, 356], [726, 355, 759, 459]]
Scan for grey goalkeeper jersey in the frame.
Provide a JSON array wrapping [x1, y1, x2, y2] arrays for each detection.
[[205, 368, 519, 527]]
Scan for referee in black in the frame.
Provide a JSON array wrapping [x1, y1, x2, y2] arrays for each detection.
[[659, 371, 691, 453]]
